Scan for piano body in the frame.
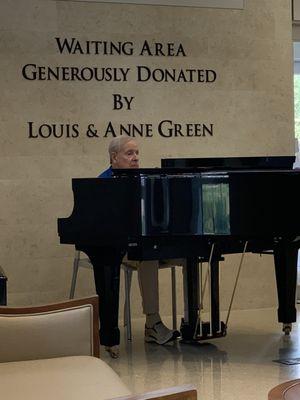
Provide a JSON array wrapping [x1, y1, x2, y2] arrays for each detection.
[[58, 156, 300, 342]]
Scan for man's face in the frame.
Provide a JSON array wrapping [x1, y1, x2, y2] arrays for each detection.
[[111, 140, 139, 169]]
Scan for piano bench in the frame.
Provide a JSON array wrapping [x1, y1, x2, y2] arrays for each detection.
[[69, 251, 179, 341]]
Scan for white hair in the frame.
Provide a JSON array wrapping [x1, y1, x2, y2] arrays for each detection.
[[108, 137, 136, 163]]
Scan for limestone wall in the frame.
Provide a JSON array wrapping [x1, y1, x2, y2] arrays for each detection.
[[0, 0, 293, 317]]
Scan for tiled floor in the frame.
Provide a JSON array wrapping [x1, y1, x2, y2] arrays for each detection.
[[101, 307, 300, 400]]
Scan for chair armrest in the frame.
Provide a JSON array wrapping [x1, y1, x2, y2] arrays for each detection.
[[268, 379, 300, 399]]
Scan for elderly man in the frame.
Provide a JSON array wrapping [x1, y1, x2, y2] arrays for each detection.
[[82, 137, 180, 359]]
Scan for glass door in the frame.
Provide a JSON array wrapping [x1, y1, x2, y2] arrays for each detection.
[[293, 42, 300, 301]]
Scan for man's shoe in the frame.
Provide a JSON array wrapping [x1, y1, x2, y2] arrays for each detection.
[[145, 321, 180, 345], [105, 345, 120, 358]]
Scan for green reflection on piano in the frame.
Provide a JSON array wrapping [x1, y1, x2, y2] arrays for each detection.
[[202, 183, 230, 235]]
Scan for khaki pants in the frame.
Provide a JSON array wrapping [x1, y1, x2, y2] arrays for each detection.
[[124, 256, 185, 315]]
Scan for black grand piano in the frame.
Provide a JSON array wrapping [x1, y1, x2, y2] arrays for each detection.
[[58, 156, 300, 342]]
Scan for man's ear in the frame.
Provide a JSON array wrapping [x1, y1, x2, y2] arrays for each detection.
[[111, 152, 118, 165]]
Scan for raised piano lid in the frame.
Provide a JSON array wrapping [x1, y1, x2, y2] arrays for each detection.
[[161, 156, 296, 169]]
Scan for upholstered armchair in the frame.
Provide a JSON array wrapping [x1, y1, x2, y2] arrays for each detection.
[[0, 296, 197, 400]]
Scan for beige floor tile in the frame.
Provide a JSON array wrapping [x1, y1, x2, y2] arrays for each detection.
[[100, 306, 300, 400]]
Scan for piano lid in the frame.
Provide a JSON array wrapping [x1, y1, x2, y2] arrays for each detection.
[[161, 156, 296, 170], [112, 167, 211, 177]]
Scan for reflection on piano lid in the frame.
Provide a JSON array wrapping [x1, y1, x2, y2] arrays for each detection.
[[161, 156, 296, 169], [112, 167, 209, 177]]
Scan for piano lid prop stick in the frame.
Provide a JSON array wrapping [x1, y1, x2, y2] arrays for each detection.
[[225, 241, 248, 328]]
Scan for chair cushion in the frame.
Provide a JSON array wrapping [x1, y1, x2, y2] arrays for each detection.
[[0, 356, 131, 400]]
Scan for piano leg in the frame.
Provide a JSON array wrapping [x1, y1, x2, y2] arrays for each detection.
[[273, 239, 298, 333], [79, 245, 124, 346], [180, 256, 199, 341], [0, 266, 7, 306], [211, 257, 220, 335], [206, 255, 226, 338]]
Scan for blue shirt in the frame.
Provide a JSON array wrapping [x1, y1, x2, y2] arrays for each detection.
[[98, 166, 113, 178]]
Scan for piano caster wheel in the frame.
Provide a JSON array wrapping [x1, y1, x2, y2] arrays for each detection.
[[282, 323, 292, 335]]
